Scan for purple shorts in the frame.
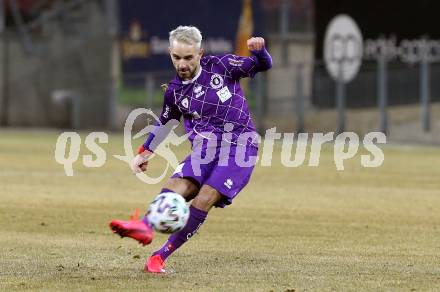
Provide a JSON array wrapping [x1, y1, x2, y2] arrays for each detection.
[[171, 142, 258, 208]]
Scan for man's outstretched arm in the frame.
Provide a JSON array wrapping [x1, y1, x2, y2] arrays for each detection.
[[131, 89, 182, 173], [225, 37, 273, 79]]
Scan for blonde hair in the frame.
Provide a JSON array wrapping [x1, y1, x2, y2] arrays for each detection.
[[169, 25, 202, 49]]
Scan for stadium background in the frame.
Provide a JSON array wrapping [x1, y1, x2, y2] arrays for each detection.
[[1, 0, 439, 291], [1, 0, 439, 143], [0, 0, 440, 142]]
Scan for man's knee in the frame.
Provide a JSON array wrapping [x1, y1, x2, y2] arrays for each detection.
[[163, 178, 199, 201], [192, 185, 222, 212]]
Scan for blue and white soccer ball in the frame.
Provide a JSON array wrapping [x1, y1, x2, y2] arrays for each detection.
[[147, 192, 189, 234]]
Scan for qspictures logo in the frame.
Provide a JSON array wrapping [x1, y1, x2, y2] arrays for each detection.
[[54, 108, 386, 184]]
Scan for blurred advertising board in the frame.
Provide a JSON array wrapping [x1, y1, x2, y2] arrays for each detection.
[[118, 0, 263, 75], [314, 0, 440, 107]]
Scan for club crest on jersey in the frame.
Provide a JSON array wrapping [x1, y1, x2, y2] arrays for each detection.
[[210, 74, 224, 89], [181, 97, 189, 109]]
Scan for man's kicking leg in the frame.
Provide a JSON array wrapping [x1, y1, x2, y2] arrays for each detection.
[[146, 184, 222, 273], [109, 178, 199, 246]]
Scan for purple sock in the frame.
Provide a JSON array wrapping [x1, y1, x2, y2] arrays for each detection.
[[153, 205, 207, 261]]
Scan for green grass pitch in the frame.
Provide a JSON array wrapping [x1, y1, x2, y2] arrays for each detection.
[[1, 129, 440, 291]]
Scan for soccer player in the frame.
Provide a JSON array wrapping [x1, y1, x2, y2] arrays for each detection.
[[110, 25, 272, 273]]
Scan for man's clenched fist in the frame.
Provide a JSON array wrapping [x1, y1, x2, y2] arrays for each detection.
[[247, 37, 265, 51]]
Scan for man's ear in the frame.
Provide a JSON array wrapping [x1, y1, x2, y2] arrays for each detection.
[[199, 48, 204, 57]]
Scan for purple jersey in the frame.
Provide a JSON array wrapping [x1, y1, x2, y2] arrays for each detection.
[[144, 48, 272, 150]]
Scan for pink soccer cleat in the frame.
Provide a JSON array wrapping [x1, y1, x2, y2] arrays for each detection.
[[145, 254, 166, 273], [109, 209, 154, 246]]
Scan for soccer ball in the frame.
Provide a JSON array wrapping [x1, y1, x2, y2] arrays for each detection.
[[147, 192, 189, 234]]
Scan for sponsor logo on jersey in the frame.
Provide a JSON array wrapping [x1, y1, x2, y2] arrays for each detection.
[[163, 105, 170, 119], [228, 58, 244, 67], [216, 86, 232, 103], [210, 74, 224, 89]]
